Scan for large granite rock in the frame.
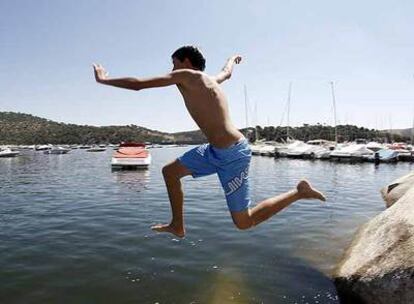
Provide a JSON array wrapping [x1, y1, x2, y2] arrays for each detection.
[[380, 172, 414, 207], [333, 173, 414, 304]]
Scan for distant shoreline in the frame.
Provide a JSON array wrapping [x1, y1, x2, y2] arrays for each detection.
[[0, 111, 412, 145]]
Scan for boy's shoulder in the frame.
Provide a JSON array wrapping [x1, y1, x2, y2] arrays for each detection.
[[172, 69, 210, 85]]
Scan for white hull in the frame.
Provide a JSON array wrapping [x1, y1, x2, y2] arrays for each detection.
[[44, 147, 70, 154], [35, 145, 52, 151], [86, 148, 106, 152], [111, 155, 152, 168], [330, 144, 373, 160], [258, 145, 276, 156], [0, 149, 20, 157]]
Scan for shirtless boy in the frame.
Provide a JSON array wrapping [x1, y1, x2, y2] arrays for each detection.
[[93, 45, 326, 237]]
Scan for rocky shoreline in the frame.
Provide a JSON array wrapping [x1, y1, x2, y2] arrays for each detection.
[[333, 172, 414, 304]]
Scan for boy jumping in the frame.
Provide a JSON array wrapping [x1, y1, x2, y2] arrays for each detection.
[[93, 46, 326, 237]]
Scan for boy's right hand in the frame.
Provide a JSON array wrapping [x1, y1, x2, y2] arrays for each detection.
[[232, 55, 242, 64]]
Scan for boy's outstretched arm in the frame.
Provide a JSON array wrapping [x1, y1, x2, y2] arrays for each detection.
[[213, 55, 242, 84], [93, 64, 189, 90]]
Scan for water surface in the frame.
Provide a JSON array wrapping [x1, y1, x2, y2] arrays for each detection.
[[1, 148, 412, 303]]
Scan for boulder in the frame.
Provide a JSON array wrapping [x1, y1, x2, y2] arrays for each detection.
[[380, 172, 414, 208], [333, 176, 414, 304]]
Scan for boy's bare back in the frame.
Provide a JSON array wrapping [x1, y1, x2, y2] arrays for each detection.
[[176, 70, 243, 148]]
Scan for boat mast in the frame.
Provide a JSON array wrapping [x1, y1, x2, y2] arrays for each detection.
[[412, 76, 414, 146], [287, 82, 292, 140], [330, 81, 338, 143], [244, 84, 249, 137], [254, 98, 259, 141], [411, 109, 414, 145]]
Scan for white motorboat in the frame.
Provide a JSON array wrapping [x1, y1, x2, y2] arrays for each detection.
[[285, 142, 330, 159], [147, 144, 163, 149], [78, 145, 92, 149], [258, 144, 276, 156], [250, 144, 263, 156], [285, 142, 311, 158], [303, 145, 331, 159], [312, 148, 332, 159], [307, 139, 336, 150], [366, 141, 384, 152], [305, 139, 335, 159], [44, 146, 71, 155], [108, 143, 120, 150], [86, 146, 106, 152], [35, 144, 52, 151], [0, 148, 20, 158], [330, 144, 373, 161], [277, 141, 305, 157], [250, 140, 268, 155], [111, 142, 151, 169], [17, 145, 34, 150]]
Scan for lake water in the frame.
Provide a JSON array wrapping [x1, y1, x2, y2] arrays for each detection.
[[1, 147, 413, 303]]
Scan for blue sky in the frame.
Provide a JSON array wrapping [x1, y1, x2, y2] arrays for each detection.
[[1, 0, 413, 132]]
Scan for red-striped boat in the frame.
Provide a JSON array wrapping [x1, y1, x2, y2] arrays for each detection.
[[111, 142, 151, 169]]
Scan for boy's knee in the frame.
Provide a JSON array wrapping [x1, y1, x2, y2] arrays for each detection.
[[162, 159, 192, 180], [232, 215, 253, 230], [162, 165, 170, 176], [162, 162, 187, 181], [231, 208, 253, 230], [234, 222, 252, 230], [162, 165, 176, 179]]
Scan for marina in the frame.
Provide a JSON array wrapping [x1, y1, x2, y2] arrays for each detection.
[[2, 139, 414, 164], [250, 140, 414, 163]]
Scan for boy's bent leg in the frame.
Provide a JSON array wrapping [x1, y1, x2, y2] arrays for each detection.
[[153, 144, 216, 237], [230, 180, 326, 230], [151, 159, 192, 238]]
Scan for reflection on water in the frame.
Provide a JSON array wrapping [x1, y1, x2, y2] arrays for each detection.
[[0, 148, 412, 303], [112, 169, 151, 192]]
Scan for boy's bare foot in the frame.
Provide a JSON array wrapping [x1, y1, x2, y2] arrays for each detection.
[[297, 180, 326, 201], [151, 223, 186, 238]]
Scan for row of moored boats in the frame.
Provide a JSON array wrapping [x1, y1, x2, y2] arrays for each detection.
[[250, 139, 414, 163], [3, 140, 412, 168]]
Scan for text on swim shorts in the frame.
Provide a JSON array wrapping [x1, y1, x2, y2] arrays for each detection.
[[225, 167, 249, 196], [196, 144, 208, 157]]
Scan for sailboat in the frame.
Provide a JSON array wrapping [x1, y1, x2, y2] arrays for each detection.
[[283, 83, 334, 159], [327, 82, 373, 161], [244, 85, 274, 156]]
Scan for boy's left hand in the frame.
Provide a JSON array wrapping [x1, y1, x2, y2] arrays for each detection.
[[93, 63, 109, 83]]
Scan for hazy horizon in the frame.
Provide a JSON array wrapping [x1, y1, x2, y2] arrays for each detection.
[[1, 1, 413, 132]]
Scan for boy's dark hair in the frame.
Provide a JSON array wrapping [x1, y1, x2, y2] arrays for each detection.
[[172, 46, 206, 71]]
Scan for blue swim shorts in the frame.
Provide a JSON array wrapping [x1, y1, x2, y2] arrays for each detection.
[[178, 138, 252, 212]]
